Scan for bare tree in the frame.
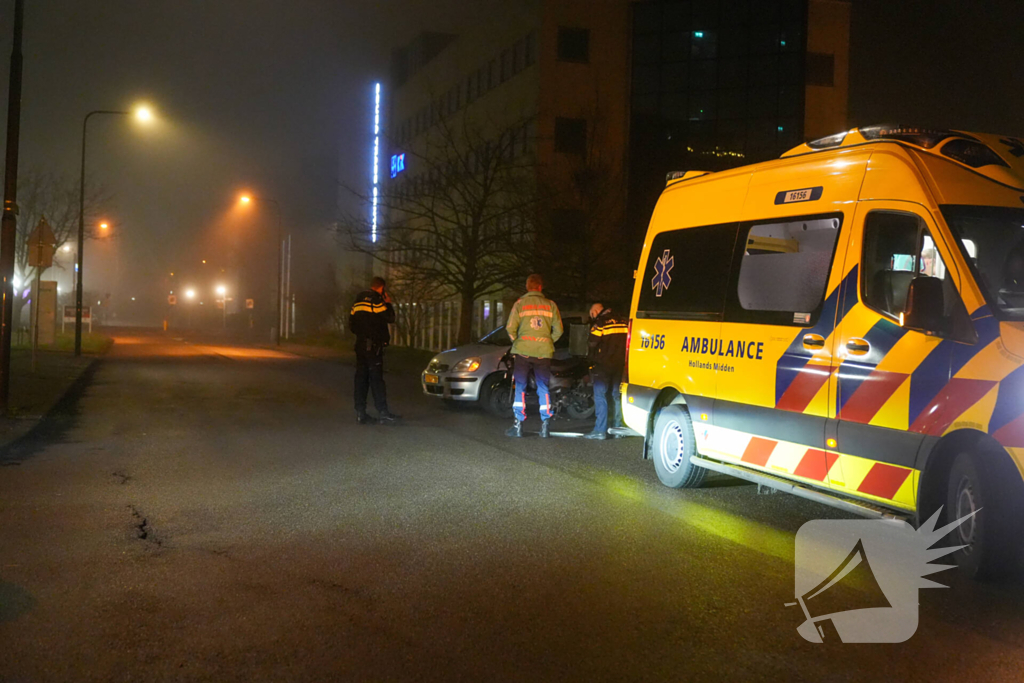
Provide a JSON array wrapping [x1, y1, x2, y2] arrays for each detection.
[[14, 169, 110, 325], [339, 114, 541, 344]]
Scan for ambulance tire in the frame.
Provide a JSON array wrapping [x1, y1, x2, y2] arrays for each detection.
[[651, 406, 707, 489], [945, 450, 1023, 580]]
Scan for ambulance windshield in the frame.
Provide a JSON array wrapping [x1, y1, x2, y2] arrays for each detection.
[[943, 205, 1024, 320]]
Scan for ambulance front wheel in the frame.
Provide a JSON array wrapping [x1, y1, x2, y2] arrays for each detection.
[[651, 405, 708, 489], [945, 450, 1023, 580]]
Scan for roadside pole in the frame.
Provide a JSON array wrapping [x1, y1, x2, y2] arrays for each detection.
[[0, 0, 25, 412]]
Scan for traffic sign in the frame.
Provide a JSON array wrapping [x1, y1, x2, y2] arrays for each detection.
[[245, 298, 254, 309], [27, 216, 57, 268], [168, 295, 177, 305]]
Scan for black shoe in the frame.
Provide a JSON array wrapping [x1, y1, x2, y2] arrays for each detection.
[[356, 411, 372, 425], [378, 411, 401, 425], [584, 430, 607, 440], [505, 420, 523, 438], [539, 421, 550, 438]]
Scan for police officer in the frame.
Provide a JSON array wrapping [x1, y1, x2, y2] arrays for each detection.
[[585, 301, 628, 439], [349, 276, 401, 425], [505, 273, 563, 438]]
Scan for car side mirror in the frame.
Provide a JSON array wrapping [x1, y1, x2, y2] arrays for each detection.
[[902, 276, 946, 334]]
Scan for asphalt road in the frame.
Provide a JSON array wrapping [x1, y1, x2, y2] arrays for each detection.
[[2, 329, 1023, 682]]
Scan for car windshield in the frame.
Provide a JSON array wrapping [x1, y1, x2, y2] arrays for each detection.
[[942, 205, 1024, 320], [479, 326, 511, 345]]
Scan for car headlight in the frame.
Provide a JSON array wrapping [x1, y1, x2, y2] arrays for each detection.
[[453, 357, 481, 372]]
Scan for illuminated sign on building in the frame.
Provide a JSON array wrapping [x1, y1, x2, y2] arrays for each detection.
[[390, 153, 405, 178], [371, 83, 381, 243]]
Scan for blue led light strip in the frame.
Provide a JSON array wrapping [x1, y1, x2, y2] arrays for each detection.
[[372, 82, 381, 243]]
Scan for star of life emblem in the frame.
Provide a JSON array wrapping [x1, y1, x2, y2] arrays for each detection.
[[530, 317, 543, 330], [651, 249, 674, 297]]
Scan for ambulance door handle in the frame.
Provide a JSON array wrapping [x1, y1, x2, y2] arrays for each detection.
[[802, 334, 825, 350], [846, 338, 870, 356]]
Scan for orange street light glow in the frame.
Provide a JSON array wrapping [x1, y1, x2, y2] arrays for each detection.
[[239, 194, 252, 205], [99, 222, 109, 230]]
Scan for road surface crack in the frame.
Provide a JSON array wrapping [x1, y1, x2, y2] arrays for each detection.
[[127, 505, 162, 547], [112, 470, 131, 485]]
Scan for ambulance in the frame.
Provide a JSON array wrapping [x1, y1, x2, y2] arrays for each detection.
[[623, 125, 1024, 578]]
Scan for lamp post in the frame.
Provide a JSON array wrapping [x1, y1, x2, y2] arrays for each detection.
[[238, 194, 284, 345], [75, 105, 153, 356], [216, 285, 227, 329], [0, 0, 24, 413]]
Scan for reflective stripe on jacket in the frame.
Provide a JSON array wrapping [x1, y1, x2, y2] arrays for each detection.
[[349, 290, 395, 345], [588, 308, 627, 372], [505, 291, 563, 359]]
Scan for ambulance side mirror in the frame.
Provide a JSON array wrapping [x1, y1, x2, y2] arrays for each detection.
[[902, 276, 946, 335]]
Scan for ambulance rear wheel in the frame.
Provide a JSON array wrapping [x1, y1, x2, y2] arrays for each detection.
[[651, 406, 707, 489], [945, 450, 1023, 580]]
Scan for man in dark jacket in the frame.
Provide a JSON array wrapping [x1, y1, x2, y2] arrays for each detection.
[[585, 302, 628, 439], [349, 276, 400, 425]]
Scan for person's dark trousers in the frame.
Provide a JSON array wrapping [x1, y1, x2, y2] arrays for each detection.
[[354, 337, 388, 414], [512, 355, 553, 422], [591, 368, 623, 433]]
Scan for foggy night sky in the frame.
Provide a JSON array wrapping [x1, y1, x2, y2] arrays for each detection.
[[0, 0, 1018, 318]]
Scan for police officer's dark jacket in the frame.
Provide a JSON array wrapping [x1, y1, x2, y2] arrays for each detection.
[[588, 308, 627, 372], [349, 290, 395, 345]]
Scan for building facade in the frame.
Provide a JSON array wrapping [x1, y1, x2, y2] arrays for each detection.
[[627, 0, 850, 242], [377, 0, 632, 347], [346, 0, 849, 351]]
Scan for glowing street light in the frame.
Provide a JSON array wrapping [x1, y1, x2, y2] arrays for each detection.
[[75, 101, 158, 356], [134, 104, 154, 123], [215, 285, 227, 296], [184, 289, 195, 300], [239, 194, 251, 205], [99, 221, 109, 231]]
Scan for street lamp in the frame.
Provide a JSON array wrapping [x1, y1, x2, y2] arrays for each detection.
[[237, 193, 284, 344], [75, 103, 154, 356]]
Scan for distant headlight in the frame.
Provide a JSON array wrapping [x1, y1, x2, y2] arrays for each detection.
[[453, 357, 481, 372]]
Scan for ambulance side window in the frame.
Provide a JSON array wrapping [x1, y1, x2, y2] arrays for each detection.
[[635, 223, 739, 320], [726, 213, 842, 326], [861, 211, 968, 339]]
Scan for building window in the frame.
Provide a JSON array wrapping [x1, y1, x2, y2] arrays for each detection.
[[554, 117, 587, 155], [806, 52, 835, 86], [557, 26, 590, 63], [525, 31, 537, 67]]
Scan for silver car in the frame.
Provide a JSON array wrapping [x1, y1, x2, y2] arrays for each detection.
[[421, 319, 583, 407]]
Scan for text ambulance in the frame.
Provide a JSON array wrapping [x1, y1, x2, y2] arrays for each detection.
[[624, 125, 1024, 578]]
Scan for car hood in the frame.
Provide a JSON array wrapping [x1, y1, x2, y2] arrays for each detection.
[[427, 343, 508, 372]]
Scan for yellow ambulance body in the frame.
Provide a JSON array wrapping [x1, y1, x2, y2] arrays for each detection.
[[624, 125, 1024, 578]]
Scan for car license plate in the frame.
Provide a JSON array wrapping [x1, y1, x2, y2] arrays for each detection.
[[425, 374, 439, 384]]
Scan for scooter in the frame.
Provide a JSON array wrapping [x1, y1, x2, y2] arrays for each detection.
[[484, 350, 595, 420]]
